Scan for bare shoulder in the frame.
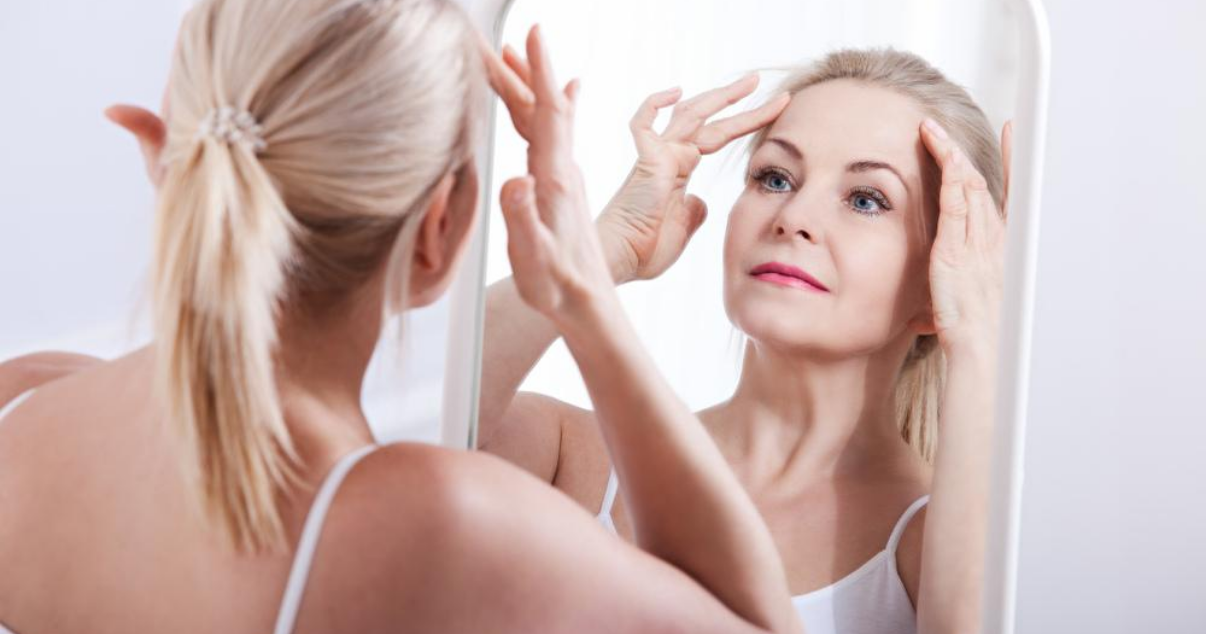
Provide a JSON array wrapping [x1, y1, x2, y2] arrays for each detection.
[[0, 350, 105, 410], [304, 442, 756, 633], [302, 443, 595, 630]]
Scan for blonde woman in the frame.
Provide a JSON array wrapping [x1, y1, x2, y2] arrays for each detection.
[[482, 47, 1012, 634], [0, 2, 807, 632]]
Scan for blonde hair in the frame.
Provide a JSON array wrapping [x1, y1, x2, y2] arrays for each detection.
[[750, 49, 1005, 463], [152, 0, 484, 552]]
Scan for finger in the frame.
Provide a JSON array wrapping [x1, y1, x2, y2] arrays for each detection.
[[500, 176, 549, 255], [958, 148, 995, 247], [526, 24, 561, 104], [629, 86, 683, 154], [1000, 119, 1013, 218], [684, 194, 709, 238], [564, 78, 581, 109], [480, 39, 535, 113], [663, 73, 760, 141], [694, 92, 790, 155], [502, 44, 533, 88], [920, 119, 970, 248]]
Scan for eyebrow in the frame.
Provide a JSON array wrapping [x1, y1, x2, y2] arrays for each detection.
[[766, 137, 910, 195]]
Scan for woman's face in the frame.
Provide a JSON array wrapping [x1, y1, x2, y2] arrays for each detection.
[[723, 79, 939, 358]]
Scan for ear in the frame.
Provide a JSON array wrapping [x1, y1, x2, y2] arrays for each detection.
[[104, 104, 167, 188], [906, 299, 939, 337], [408, 163, 480, 308]]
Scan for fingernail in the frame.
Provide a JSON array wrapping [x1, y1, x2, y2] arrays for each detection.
[[924, 118, 948, 139]]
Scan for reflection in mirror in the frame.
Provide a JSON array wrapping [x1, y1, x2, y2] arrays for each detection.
[[477, 0, 1028, 631]]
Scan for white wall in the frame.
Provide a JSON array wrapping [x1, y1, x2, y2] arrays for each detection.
[[1014, 0, 1206, 630]]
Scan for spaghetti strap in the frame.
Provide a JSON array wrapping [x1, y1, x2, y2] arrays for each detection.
[[0, 388, 36, 425], [886, 494, 930, 553], [273, 444, 377, 634], [597, 468, 619, 531]]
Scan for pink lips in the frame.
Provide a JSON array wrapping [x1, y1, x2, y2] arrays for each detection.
[[749, 262, 829, 292]]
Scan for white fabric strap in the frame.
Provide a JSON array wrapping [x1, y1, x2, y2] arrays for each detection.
[[886, 494, 931, 553], [0, 388, 36, 425], [596, 468, 620, 532], [273, 444, 378, 634]]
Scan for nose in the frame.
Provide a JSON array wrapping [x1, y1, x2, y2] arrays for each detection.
[[770, 191, 821, 244]]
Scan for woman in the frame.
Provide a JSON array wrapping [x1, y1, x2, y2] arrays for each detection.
[[480, 45, 1011, 634], [0, 1, 805, 632]]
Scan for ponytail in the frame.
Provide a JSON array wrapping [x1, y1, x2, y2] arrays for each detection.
[[893, 334, 945, 463], [152, 126, 300, 553]]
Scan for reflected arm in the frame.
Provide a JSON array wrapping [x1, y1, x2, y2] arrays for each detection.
[[916, 344, 997, 634]]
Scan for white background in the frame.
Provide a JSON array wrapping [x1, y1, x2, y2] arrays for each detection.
[[1, 0, 1203, 629]]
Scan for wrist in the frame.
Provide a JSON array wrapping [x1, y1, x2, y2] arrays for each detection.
[[595, 214, 638, 284], [553, 285, 628, 348]]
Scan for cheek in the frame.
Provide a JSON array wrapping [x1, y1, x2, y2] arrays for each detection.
[[832, 233, 923, 332]]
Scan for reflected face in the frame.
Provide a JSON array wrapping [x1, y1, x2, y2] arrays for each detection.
[[723, 80, 939, 357]]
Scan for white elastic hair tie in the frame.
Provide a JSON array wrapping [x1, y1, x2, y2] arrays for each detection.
[[197, 105, 267, 152]]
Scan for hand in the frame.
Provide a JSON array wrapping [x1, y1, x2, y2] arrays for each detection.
[[104, 104, 167, 187], [597, 78, 789, 283], [483, 37, 789, 284], [488, 26, 616, 329], [918, 118, 1013, 356]]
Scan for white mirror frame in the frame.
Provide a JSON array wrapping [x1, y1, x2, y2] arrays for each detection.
[[444, 2, 1050, 633]]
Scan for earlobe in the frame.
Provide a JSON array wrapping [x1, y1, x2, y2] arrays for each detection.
[[907, 304, 938, 336]]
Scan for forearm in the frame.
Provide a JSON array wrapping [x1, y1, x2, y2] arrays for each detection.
[[478, 217, 635, 446], [478, 277, 562, 444], [557, 294, 801, 634], [917, 344, 997, 634]]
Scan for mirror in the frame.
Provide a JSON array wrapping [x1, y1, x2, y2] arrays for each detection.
[[459, 0, 1050, 632]]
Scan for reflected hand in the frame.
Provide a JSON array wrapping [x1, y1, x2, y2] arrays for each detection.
[[918, 118, 1011, 356], [599, 78, 789, 283], [483, 36, 789, 284], [490, 26, 614, 327]]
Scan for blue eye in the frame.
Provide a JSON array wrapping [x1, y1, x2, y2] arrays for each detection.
[[852, 194, 880, 212], [848, 186, 891, 216], [752, 167, 793, 193]]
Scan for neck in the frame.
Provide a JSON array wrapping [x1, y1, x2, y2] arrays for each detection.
[[714, 334, 917, 487], [273, 282, 385, 459]]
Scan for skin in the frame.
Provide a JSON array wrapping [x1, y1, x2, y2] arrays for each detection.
[[481, 45, 1010, 634], [0, 26, 803, 634]]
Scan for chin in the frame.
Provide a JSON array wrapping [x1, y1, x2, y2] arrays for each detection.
[[725, 294, 825, 353]]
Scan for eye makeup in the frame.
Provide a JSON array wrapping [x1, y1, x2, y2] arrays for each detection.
[[746, 163, 894, 218]]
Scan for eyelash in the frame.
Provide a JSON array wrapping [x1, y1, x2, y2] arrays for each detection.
[[747, 166, 893, 217]]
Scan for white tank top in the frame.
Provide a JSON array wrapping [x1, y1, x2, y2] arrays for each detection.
[[0, 388, 377, 634], [596, 469, 929, 634]]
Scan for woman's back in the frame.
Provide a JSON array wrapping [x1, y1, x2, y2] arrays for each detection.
[[0, 349, 375, 632], [1, 349, 792, 634]]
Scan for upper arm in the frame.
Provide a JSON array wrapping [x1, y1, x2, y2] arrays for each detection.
[[477, 391, 582, 485], [0, 351, 103, 410], [895, 506, 927, 609], [399, 450, 771, 634]]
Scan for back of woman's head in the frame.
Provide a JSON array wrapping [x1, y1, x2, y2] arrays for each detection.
[[750, 48, 1004, 463], [152, 0, 484, 552]]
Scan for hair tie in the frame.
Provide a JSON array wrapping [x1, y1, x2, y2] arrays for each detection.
[[197, 106, 267, 152]]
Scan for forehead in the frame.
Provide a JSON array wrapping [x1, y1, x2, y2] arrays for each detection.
[[762, 79, 928, 173]]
